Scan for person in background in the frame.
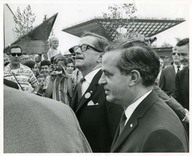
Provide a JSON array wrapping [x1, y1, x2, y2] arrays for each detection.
[[99, 39, 188, 152], [66, 57, 80, 91], [159, 46, 183, 96], [46, 36, 61, 61], [24, 59, 40, 78], [69, 32, 123, 152], [173, 38, 189, 136], [155, 57, 164, 84], [4, 53, 10, 67], [37, 60, 51, 96], [4, 45, 39, 94], [45, 54, 74, 105], [4, 85, 92, 153], [66, 57, 75, 75]]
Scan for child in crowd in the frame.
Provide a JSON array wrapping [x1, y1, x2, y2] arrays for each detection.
[[47, 36, 61, 61]]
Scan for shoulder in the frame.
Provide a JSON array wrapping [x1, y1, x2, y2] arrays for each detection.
[[162, 65, 174, 72]]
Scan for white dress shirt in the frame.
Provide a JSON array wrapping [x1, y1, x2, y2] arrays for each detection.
[[124, 90, 152, 125], [173, 64, 183, 74], [81, 68, 101, 95]]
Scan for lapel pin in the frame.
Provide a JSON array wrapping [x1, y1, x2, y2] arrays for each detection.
[[85, 92, 91, 99], [130, 124, 133, 128]]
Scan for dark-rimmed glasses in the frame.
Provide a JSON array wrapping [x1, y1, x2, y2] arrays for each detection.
[[70, 44, 103, 54], [11, 53, 22, 57], [172, 52, 187, 56]]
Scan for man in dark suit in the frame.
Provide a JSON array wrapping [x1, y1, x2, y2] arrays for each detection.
[[99, 40, 188, 152], [69, 32, 123, 152], [173, 38, 189, 136], [159, 46, 183, 96], [4, 86, 92, 153], [173, 38, 189, 110]]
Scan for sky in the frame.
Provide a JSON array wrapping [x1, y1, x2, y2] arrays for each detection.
[[4, 0, 191, 54]]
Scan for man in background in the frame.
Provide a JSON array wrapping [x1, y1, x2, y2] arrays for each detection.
[[4, 44, 39, 94], [159, 46, 183, 96]]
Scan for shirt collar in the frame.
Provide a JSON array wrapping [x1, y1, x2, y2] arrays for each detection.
[[173, 63, 183, 73], [84, 68, 101, 84], [124, 90, 152, 124]]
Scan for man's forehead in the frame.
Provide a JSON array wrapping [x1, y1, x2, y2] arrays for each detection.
[[10, 47, 22, 53], [80, 36, 97, 45], [177, 44, 189, 53]]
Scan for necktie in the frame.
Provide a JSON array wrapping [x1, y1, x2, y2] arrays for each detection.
[[76, 77, 85, 102], [119, 112, 127, 135], [177, 65, 180, 73]]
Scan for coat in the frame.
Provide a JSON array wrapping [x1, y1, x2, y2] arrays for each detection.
[[159, 65, 176, 96], [71, 70, 123, 152], [111, 90, 188, 152], [174, 67, 189, 110], [4, 86, 92, 153]]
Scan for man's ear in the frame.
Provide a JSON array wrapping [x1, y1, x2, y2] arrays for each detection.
[[97, 53, 103, 63], [129, 70, 141, 86]]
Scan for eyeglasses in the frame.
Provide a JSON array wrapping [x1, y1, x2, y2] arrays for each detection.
[[11, 53, 22, 57], [70, 44, 103, 54], [172, 52, 188, 56]]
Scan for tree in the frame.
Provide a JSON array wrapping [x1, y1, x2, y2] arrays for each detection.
[[13, 5, 36, 38], [102, 3, 137, 19]]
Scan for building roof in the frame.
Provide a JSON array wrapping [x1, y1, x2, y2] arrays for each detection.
[[62, 18, 185, 41], [4, 13, 58, 54]]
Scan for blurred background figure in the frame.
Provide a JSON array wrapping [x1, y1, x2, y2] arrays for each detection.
[[46, 36, 61, 61], [156, 57, 164, 84], [66, 57, 75, 75], [36, 60, 51, 96], [45, 54, 74, 105], [4, 53, 10, 67], [159, 45, 183, 96], [173, 38, 189, 136]]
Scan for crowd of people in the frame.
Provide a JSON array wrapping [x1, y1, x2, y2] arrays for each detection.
[[4, 33, 189, 153]]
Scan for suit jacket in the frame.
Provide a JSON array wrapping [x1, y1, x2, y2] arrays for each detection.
[[159, 65, 176, 96], [4, 86, 92, 153], [111, 90, 188, 152], [71, 70, 123, 152], [173, 67, 189, 110]]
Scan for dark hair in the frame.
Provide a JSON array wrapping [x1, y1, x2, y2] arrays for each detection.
[[106, 40, 160, 87], [176, 38, 189, 47], [24, 60, 35, 69], [9, 44, 22, 54], [82, 31, 109, 52], [53, 54, 67, 65], [40, 60, 51, 67]]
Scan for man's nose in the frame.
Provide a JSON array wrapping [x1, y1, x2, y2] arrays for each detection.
[[98, 73, 106, 85]]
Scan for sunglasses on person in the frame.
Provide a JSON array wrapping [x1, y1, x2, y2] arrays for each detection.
[[172, 52, 187, 56], [69, 44, 103, 54], [11, 53, 22, 57]]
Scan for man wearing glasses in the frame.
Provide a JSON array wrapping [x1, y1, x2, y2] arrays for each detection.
[[69, 32, 123, 152], [159, 45, 183, 96], [4, 45, 39, 94]]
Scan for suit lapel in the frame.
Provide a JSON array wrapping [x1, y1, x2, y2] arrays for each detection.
[[111, 91, 158, 152], [75, 70, 102, 112]]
